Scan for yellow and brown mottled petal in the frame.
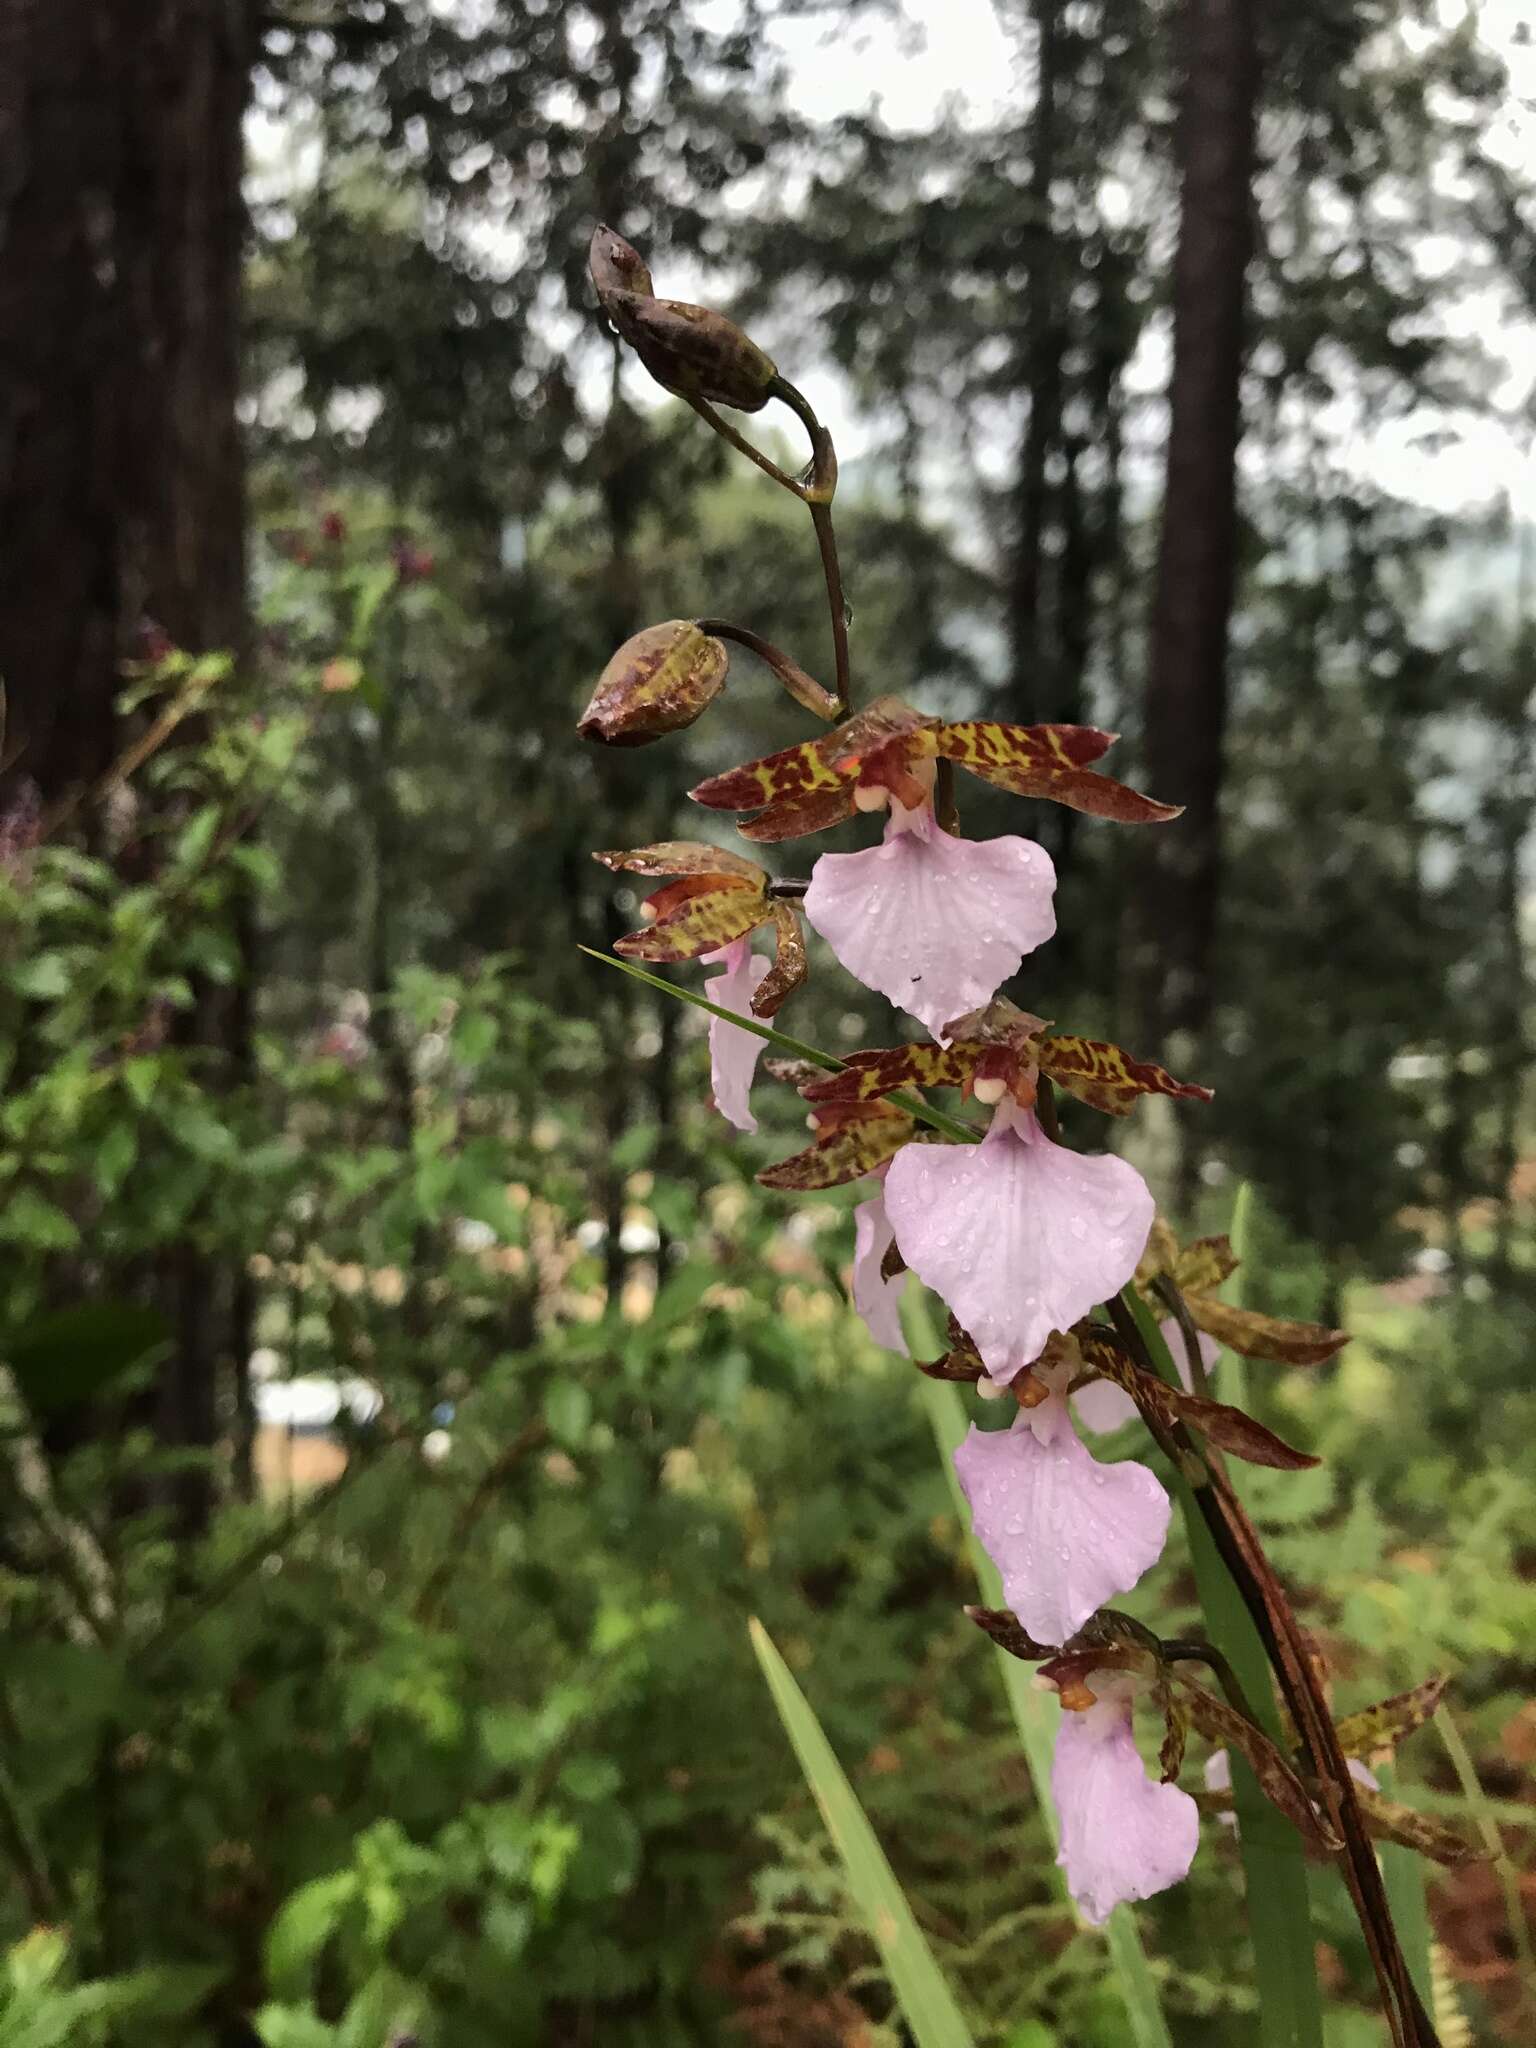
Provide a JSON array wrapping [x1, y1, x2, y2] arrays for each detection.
[[751, 902, 808, 1018], [1071, 1326, 1315, 1468], [1175, 1677, 1343, 1850], [756, 1100, 915, 1191], [1353, 1789, 1480, 1868], [1334, 1677, 1451, 1763], [614, 872, 768, 964], [802, 1039, 980, 1104], [935, 719, 1182, 822], [1185, 1294, 1349, 1367], [1034, 1033, 1214, 1118], [1173, 1234, 1239, 1296], [593, 840, 765, 882], [579, 621, 728, 746], [735, 786, 858, 843], [1133, 1216, 1183, 1291], [689, 736, 848, 813]]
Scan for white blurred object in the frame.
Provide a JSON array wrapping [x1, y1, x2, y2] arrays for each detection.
[[253, 1375, 381, 1431], [421, 1429, 453, 1464]]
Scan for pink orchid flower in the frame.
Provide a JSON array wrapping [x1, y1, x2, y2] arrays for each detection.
[[851, 1172, 906, 1353], [1075, 1319, 1221, 1434], [952, 1346, 1170, 1644], [882, 1094, 1155, 1385], [1052, 1672, 1200, 1924], [802, 766, 1056, 1041], [702, 939, 771, 1133]]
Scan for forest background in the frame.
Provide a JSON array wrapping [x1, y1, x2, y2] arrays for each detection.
[[0, 0, 1534, 2043]]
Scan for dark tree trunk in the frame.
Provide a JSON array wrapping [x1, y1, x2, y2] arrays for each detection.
[[0, 0, 249, 803], [1132, 0, 1260, 1056], [0, 0, 252, 1531]]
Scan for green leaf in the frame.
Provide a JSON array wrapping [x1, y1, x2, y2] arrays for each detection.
[[543, 1380, 592, 1447], [8, 953, 72, 1001], [748, 1616, 975, 2048], [93, 1122, 139, 1198], [263, 1871, 359, 2003], [8, 1302, 172, 1413], [0, 1189, 80, 1251], [610, 1120, 657, 1172]]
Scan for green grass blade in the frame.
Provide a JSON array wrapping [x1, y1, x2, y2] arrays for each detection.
[[1219, 1181, 1255, 1411], [578, 946, 982, 1144], [748, 1616, 976, 2048], [905, 1289, 1175, 2048], [1127, 1290, 1325, 2048], [1434, 1703, 1536, 1991]]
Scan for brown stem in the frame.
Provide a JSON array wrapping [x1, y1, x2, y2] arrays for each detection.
[[686, 375, 852, 716], [694, 617, 839, 722], [808, 500, 852, 716], [684, 391, 804, 495]]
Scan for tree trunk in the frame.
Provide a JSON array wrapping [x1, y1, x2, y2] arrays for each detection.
[[0, 0, 252, 1530], [1132, 0, 1260, 1056]]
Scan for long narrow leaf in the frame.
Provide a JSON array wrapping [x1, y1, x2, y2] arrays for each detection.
[[748, 1617, 976, 2048], [579, 945, 981, 1144], [1128, 1292, 1325, 2048], [906, 1290, 1174, 2048]]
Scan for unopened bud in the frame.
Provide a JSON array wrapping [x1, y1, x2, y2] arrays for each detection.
[[578, 620, 728, 746], [625, 297, 778, 413]]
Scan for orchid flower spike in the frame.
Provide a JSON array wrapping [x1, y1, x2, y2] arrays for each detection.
[[702, 939, 771, 1132], [1050, 1671, 1200, 1923], [952, 1344, 1170, 1644], [803, 758, 1057, 1041]]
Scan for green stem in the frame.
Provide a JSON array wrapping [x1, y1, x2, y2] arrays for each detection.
[[1434, 1703, 1536, 1991]]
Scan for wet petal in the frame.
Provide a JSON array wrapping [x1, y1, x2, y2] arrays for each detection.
[[1075, 1319, 1219, 1435], [803, 813, 1056, 1039], [1054, 1700, 1200, 1924], [853, 1187, 906, 1353], [704, 939, 771, 1133], [884, 1110, 1154, 1384], [952, 1413, 1170, 1645]]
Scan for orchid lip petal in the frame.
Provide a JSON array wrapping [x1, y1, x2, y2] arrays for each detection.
[[952, 1412, 1170, 1645], [803, 812, 1056, 1040], [1053, 1697, 1200, 1923], [884, 1109, 1155, 1384]]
